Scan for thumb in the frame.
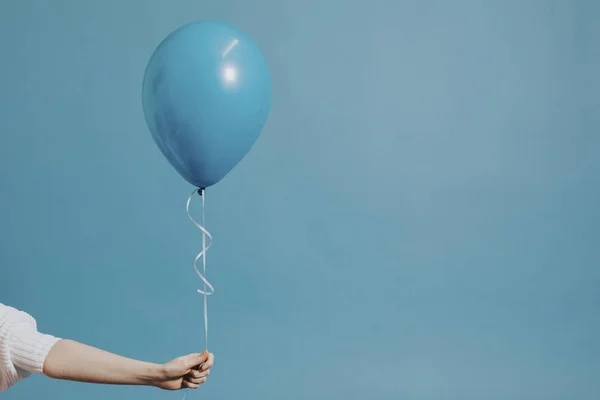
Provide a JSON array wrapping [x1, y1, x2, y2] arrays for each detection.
[[183, 351, 209, 370]]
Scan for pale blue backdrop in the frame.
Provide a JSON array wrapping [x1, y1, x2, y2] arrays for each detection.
[[1, 1, 599, 399]]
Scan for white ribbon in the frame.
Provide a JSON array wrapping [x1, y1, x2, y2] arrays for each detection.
[[186, 188, 214, 350]]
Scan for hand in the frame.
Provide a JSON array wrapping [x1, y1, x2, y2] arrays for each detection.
[[152, 351, 215, 390]]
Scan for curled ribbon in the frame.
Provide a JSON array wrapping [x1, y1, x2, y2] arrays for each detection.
[[186, 188, 214, 350]]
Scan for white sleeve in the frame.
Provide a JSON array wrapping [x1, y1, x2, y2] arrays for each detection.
[[0, 303, 61, 392]]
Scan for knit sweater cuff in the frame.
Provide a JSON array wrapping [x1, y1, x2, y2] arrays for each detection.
[[11, 330, 61, 375]]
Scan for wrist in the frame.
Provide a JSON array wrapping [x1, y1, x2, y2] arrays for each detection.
[[138, 362, 164, 387]]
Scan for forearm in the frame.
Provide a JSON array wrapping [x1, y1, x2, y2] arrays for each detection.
[[43, 340, 162, 386]]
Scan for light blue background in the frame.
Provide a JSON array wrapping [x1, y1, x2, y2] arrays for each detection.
[[1, 1, 599, 399]]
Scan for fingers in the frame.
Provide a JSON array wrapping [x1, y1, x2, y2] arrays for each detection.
[[183, 380, 200, 389], [184, 367, 209, 387], [188, 368, 210, 379], [186, 375, 208, 385]]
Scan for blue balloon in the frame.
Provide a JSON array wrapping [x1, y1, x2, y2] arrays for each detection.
[[142, 20, 271, 188]]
